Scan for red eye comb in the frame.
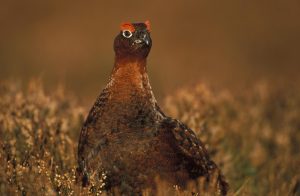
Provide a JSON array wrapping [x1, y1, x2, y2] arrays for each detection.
[[120, 23, 135, 32], [145, 20, 151, 31]]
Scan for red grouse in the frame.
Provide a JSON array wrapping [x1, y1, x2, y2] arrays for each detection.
[[76, 21, 228, 195]]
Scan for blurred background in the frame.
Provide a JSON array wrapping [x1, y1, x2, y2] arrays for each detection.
[[0, 0, 299, 104]]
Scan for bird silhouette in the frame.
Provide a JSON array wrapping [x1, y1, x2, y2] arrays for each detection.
[[76, 21, 228, 195]]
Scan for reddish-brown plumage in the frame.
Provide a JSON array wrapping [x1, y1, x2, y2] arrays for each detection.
[[76, 21, 228, 195]]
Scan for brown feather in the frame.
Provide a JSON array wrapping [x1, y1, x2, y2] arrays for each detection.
[[76, 22, 228, 195]]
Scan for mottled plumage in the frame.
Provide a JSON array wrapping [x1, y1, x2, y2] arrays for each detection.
[[76, 21, 228, 195]]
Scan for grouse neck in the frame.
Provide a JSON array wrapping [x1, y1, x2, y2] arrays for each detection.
[[107, 56, 155, 102], [113, 56, 147, 74]]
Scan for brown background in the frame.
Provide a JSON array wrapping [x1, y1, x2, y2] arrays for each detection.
[[1, 0, 299, 104]]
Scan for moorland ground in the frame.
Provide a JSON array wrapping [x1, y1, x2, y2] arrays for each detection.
[[0, 80, 299, 195]]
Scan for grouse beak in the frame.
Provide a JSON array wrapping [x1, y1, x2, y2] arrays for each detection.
[[143, 35, 150, 46], [144, 38, 150, 46], [134, 33, 150, 46]]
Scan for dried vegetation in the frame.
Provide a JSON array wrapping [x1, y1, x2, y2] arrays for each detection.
[[0, 80, 299, 195]]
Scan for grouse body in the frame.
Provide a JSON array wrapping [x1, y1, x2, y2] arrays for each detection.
[[77, 21, 228, 195]]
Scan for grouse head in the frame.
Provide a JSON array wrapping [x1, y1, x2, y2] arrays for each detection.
[[114, 21, 152, 60]]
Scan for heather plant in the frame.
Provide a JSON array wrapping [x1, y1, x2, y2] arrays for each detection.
[[163, 83, 300, 195], [0, 81, 85, 195], [0, 80, 299, 195]]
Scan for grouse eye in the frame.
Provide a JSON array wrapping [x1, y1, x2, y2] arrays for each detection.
[[122, 30, 132, 38]]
